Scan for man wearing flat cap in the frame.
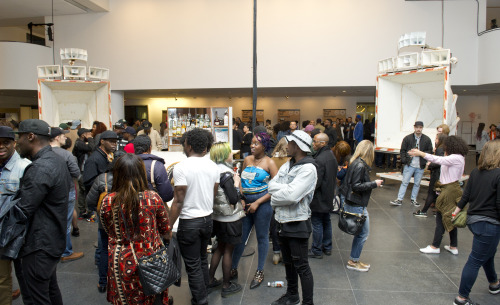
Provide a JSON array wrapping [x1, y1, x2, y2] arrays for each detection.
[[268, 130, 317, 305], [390, 121, 433, 207], [14, 119, 72, 304]]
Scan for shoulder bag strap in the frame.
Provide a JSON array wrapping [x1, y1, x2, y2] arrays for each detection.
[[104, 172, 108, 193], [151, 160, 157, 190]]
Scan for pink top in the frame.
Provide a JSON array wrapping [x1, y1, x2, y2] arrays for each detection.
[[424, 153, 465, 184]]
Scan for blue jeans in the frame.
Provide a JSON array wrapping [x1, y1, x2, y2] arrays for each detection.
[[232, 191, 273, 271], [397, 165, 424, 201], [310, 212, 332, 255], [343, 203, 369, 261], [62, 189, 76, 257], [458, 221, 500, 298]]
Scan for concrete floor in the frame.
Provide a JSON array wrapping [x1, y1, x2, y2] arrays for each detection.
[[12, 152, 499, 305]]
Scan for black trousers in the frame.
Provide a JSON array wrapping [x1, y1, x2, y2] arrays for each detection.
[[177, 216, 213, 305], [279, 236, 314, 305], [20, 250, 62, 305], [422, 178, 438, 213], [432, 212, 458, 248]]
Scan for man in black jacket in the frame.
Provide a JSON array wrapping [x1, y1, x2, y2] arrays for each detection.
[[83, 130, 117, 192], [390, 121, 433, 206], [73, 127, 94, 217], [308, 133, 338, 259], [15, 119, 72, 305], [323, 119, 338, 148], [343, 117, 355, 149]]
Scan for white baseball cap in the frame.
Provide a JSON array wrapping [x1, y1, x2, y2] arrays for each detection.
[[285, 130, 312, 153]]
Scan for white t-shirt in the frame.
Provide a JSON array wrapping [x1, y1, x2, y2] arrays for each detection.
[[173, 156, 220, 219]]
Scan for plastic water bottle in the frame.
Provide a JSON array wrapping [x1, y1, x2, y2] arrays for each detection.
[[268, 281, 284, 288]]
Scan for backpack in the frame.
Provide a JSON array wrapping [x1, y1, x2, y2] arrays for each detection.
[[97, 173, 109, 213]]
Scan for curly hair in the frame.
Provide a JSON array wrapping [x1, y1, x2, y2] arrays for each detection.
[[182, 128, 208, 154], [203, 129, 214, 152], [133, 134, 151, 154], [255, 132, 271, 152], [443, 136, 469, 156], [92, 121, 107, 137]]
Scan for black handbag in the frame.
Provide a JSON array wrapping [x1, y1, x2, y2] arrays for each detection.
[[338, 208, 366, 236], [119, 203, 180, 296]]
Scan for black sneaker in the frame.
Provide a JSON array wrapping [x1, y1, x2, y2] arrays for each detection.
[[221, 282, 242, 298], [413, 210, 427, 218], [271, 293, 300, 305], [308, 249, 323, 259], [390, 199, 402, 206], [207, 278, 222, 293], [453, 297, 480, 305], [323, 249, 332, 256], [489, 281, 500, 294], [411, 199, 420, 207]]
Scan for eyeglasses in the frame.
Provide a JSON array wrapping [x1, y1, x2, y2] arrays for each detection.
[[312, 140, 325, 143]]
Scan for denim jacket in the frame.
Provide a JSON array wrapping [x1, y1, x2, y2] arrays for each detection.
[[269, 156, 317, 223], [0, 152, 31, 214]]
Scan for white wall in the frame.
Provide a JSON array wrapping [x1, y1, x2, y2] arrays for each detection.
[[111, 90, 124, 123], [125, 96, 358, 130], [30, 0, 479, 91], [0, 42, 52, 90], [478, 30, 500, 84]]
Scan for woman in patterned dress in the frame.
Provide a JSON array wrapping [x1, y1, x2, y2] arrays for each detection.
[[100, 154, 171, 305]]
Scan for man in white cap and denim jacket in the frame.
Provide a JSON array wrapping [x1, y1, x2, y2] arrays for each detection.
[[268, 130, 317, 305]]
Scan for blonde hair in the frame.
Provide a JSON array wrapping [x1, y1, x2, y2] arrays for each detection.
[[350, 140, 374, 167], [272, 137, 288, 158], [437, 124, 450, 135], [210, 142, 232, 164], [477, 140, 500, 170]]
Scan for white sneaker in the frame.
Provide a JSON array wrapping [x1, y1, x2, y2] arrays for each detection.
[[444, 245, 458, 255], [420, 245, 440, 254]]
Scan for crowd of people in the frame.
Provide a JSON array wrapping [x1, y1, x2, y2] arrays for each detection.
[[0, 114, 499, 305]]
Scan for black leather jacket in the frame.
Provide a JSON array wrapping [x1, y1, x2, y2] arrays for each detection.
[[17, 146, 71, 257], [339, 158, 377, 207]]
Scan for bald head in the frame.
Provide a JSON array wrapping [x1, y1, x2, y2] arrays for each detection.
[[313, 133, 329, 151]]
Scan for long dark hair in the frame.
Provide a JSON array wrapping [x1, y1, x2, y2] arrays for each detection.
[[160, 122, 167, 137], [435, 133, 447, 150], [111, 154, 149, 232], [476, 123, 485, 140]]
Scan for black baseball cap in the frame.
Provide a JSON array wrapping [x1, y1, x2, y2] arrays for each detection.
[[141, 120, 152, 130], [50, 127, 70, 138], [15, 119, 51, 136], [0, 126, 15, 140], [114, 121, 125, 129], [124, 126, 136, 136], [414, 121, 424, 127], [100, 130, 118, 140], [77, 128, 91, 137]]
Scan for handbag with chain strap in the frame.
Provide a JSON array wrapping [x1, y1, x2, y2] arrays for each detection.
[[118, 194, 180, 296]]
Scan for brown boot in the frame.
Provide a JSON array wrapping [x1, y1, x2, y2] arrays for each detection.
[[60, 252, 84, 263]]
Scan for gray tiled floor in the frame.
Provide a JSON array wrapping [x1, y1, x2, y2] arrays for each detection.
[[13, 154, 499, 304]]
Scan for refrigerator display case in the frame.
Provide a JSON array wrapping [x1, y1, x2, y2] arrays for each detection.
[[165, 106, 233, 151]]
